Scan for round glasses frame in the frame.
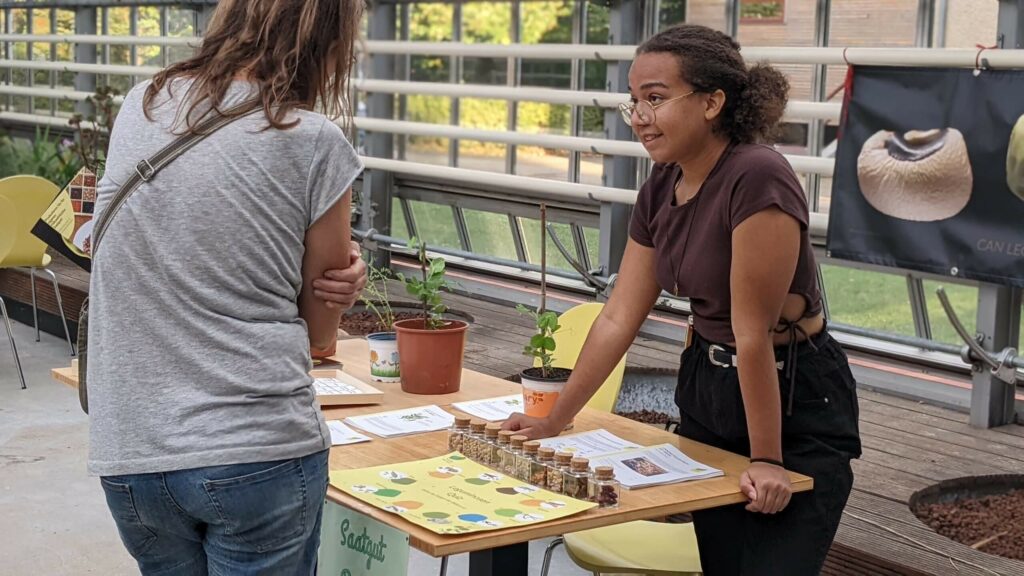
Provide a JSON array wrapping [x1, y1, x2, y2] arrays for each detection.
[[618, 90, 696, 126]]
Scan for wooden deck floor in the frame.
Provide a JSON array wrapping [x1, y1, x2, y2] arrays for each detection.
[[5, 255, 1024, 575]]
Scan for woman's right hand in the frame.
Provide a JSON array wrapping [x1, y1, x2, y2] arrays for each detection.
[[500, 413, 564, 440]]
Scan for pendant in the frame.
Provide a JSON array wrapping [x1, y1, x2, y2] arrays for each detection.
[[673, 281, 678, 296]]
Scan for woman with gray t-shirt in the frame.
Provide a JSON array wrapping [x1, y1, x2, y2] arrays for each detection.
[[88, 1, 366, 573]]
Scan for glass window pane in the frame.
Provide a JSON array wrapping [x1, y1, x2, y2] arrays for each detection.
[[462, 2, 511, 44], [686, 0, 728, 32], [519, 218, 573, 272], [458, 141, 507, 173], [410, 3, 454, 41], [583, 226, 600, 269], [922, 280, 977, 346], [821, 264, 915, 336], [465, 210, 518, 261], [409, 201, 461, 250], [391, 198, 409, 241], [659, 0, 686, 30], [940, 1, 998, 48]]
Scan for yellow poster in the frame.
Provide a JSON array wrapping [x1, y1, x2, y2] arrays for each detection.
[[330, 452, 596, 535]]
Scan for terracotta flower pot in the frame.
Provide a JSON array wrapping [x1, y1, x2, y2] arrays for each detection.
[[394, 318, 469, 395]]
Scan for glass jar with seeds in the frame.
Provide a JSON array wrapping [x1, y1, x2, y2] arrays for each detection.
[[533, 447, 555, 488], [516, 440, 540, 482], [483, 423, 501, 467], [505, 435, 526, 476], [447, 416, 471, 453], [588, 465, 621, 508], [466, 420, 487, 461], [547, 451, 572, 494], [562, 457, 592, 500]]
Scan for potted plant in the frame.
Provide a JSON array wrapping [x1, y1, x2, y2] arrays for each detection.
[[361, 265, 401, 382], [517, 204, 571, 418], [393, 237, 469, 394]]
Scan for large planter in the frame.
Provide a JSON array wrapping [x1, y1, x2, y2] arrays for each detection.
[[394, 318, 469, 394], [366, 332, 400, 383], [520, 367, 572, 418]]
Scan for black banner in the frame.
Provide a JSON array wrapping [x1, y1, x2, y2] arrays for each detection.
[[827, 66, 1024, 287]]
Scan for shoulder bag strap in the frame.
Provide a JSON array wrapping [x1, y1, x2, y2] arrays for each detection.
[[90, 97, 263, 256]]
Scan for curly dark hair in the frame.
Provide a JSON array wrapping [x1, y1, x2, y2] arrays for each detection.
[[636, 24, 789, 144]]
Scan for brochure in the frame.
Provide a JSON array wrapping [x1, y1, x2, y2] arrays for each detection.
[[30, 167, 97, 272], [451, 394, 524, 421], [330, 452, 596, 535], [344, 405, 455, 438], [538, 429, 723, 489], [326, 420, 372, 446]]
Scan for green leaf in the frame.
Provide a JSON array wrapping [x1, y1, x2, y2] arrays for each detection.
[[429, 258, 445, 276], [542, 336, 556, 351], [530, 334, 547, 348]]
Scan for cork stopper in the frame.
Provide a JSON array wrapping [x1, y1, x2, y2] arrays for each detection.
[[594, 465, 614, 480], [511, 435, 527, 448], [570, 457, 590, 472], [484, 423, 501, 438], [454, 416, 472, 428], [470, 420, 487, 433], [538, 447, 556, 461], [523, 440, 540, 454], [555, 452, 573, 465], [497, 430, 514, 445]]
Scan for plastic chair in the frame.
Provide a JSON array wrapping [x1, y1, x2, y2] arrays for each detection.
[[0, 195, 27, 388], [538, 304, 703, 576], [0, 175, 75, 357], [538, 302, 627, 412]]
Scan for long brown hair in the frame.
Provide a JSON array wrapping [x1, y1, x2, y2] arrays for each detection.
[[144, 0, 363, 132]]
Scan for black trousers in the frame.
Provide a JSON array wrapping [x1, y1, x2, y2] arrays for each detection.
[[675, 328, 861, 576]]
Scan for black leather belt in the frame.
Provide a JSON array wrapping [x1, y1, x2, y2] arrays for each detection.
[[706, 344, 784, 370]]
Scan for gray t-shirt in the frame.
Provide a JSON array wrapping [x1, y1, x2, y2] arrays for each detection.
[[87, 79, 361, 476]]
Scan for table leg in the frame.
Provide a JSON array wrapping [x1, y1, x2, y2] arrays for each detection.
[[468, 542, 529, 576]]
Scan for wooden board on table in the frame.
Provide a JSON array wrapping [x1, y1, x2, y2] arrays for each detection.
[[311, 369, 384, 406]]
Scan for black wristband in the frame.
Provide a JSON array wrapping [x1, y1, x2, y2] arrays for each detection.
[[750, 457, 784, 467]]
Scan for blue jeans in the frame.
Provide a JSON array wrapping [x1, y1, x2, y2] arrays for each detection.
[[100, 450, 329, 576]]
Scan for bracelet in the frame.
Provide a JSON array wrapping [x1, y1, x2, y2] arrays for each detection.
[[750, 457, 784, 468]]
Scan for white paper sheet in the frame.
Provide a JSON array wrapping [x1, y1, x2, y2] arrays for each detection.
[[327, 420, 372, 446], [536, 429, 642, 458], [588, 444, 724, 489], [343, 405, 455, 438], [451, 394, 525, 421]]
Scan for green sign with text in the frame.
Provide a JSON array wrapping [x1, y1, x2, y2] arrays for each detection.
[[318, 501, 410, 576]]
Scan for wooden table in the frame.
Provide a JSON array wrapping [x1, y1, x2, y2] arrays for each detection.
[[53, 337, 813, 576]]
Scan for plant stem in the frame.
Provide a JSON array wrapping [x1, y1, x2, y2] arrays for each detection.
[[540, 203, 547, 315], [540, 203, 547, 377], [420, 242, 429, 327]]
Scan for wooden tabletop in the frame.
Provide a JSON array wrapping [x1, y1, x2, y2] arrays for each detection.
[[52, 337, 813, 558]]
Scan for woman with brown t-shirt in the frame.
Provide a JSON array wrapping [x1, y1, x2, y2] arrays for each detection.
[[503, 24, 860, 575]]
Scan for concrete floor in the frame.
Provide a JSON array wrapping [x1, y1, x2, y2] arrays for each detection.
[[0, 319, 590, 575]]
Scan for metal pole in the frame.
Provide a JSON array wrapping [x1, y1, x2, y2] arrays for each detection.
[[599, 0, 641, 277], [906, 274, 932, 341], [363, 1, 397, 269], [74, 5, 96, 117], [449, 1, 461, 167], [807, 0, 831, 211], [505, 0, 520, 174], [916, 0, 937, 47], [935, 0, 949, 47], [969, 285, 1021, 428]]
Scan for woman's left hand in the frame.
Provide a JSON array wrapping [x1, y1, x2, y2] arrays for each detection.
[[312, 241, 367, 311], [740, 461, 792, 514]]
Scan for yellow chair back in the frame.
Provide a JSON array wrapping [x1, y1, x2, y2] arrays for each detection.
[[0, 196, 18, 263], [0, 175, 59, 268], [535, 302, 627, 413]]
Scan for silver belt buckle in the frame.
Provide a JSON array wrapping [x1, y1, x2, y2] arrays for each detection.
[[708, 344, 732, 368]]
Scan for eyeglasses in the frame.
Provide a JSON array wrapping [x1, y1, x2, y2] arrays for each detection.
[[618, 90, 696, 126]]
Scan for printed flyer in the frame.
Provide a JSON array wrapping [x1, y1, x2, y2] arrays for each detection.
[[30, 167, 97, 272], [330, 452, 596, 535]]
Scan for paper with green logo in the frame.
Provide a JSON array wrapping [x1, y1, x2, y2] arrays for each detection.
[[330, 452, 596, 535], [318, 501, 410, 576]]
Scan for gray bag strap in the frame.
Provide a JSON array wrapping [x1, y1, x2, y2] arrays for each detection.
[[90, 97, 263, 256]]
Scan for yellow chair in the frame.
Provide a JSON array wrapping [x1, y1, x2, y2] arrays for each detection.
[[538, 304, 704, 576], [540, 302, 626, 413], [0, 195, 27, 388], [0, 175, 75, 357]]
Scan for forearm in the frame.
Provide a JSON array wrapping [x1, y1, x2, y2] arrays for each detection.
[[547, 313, 636, 428], [735, 336, 783, 461]]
